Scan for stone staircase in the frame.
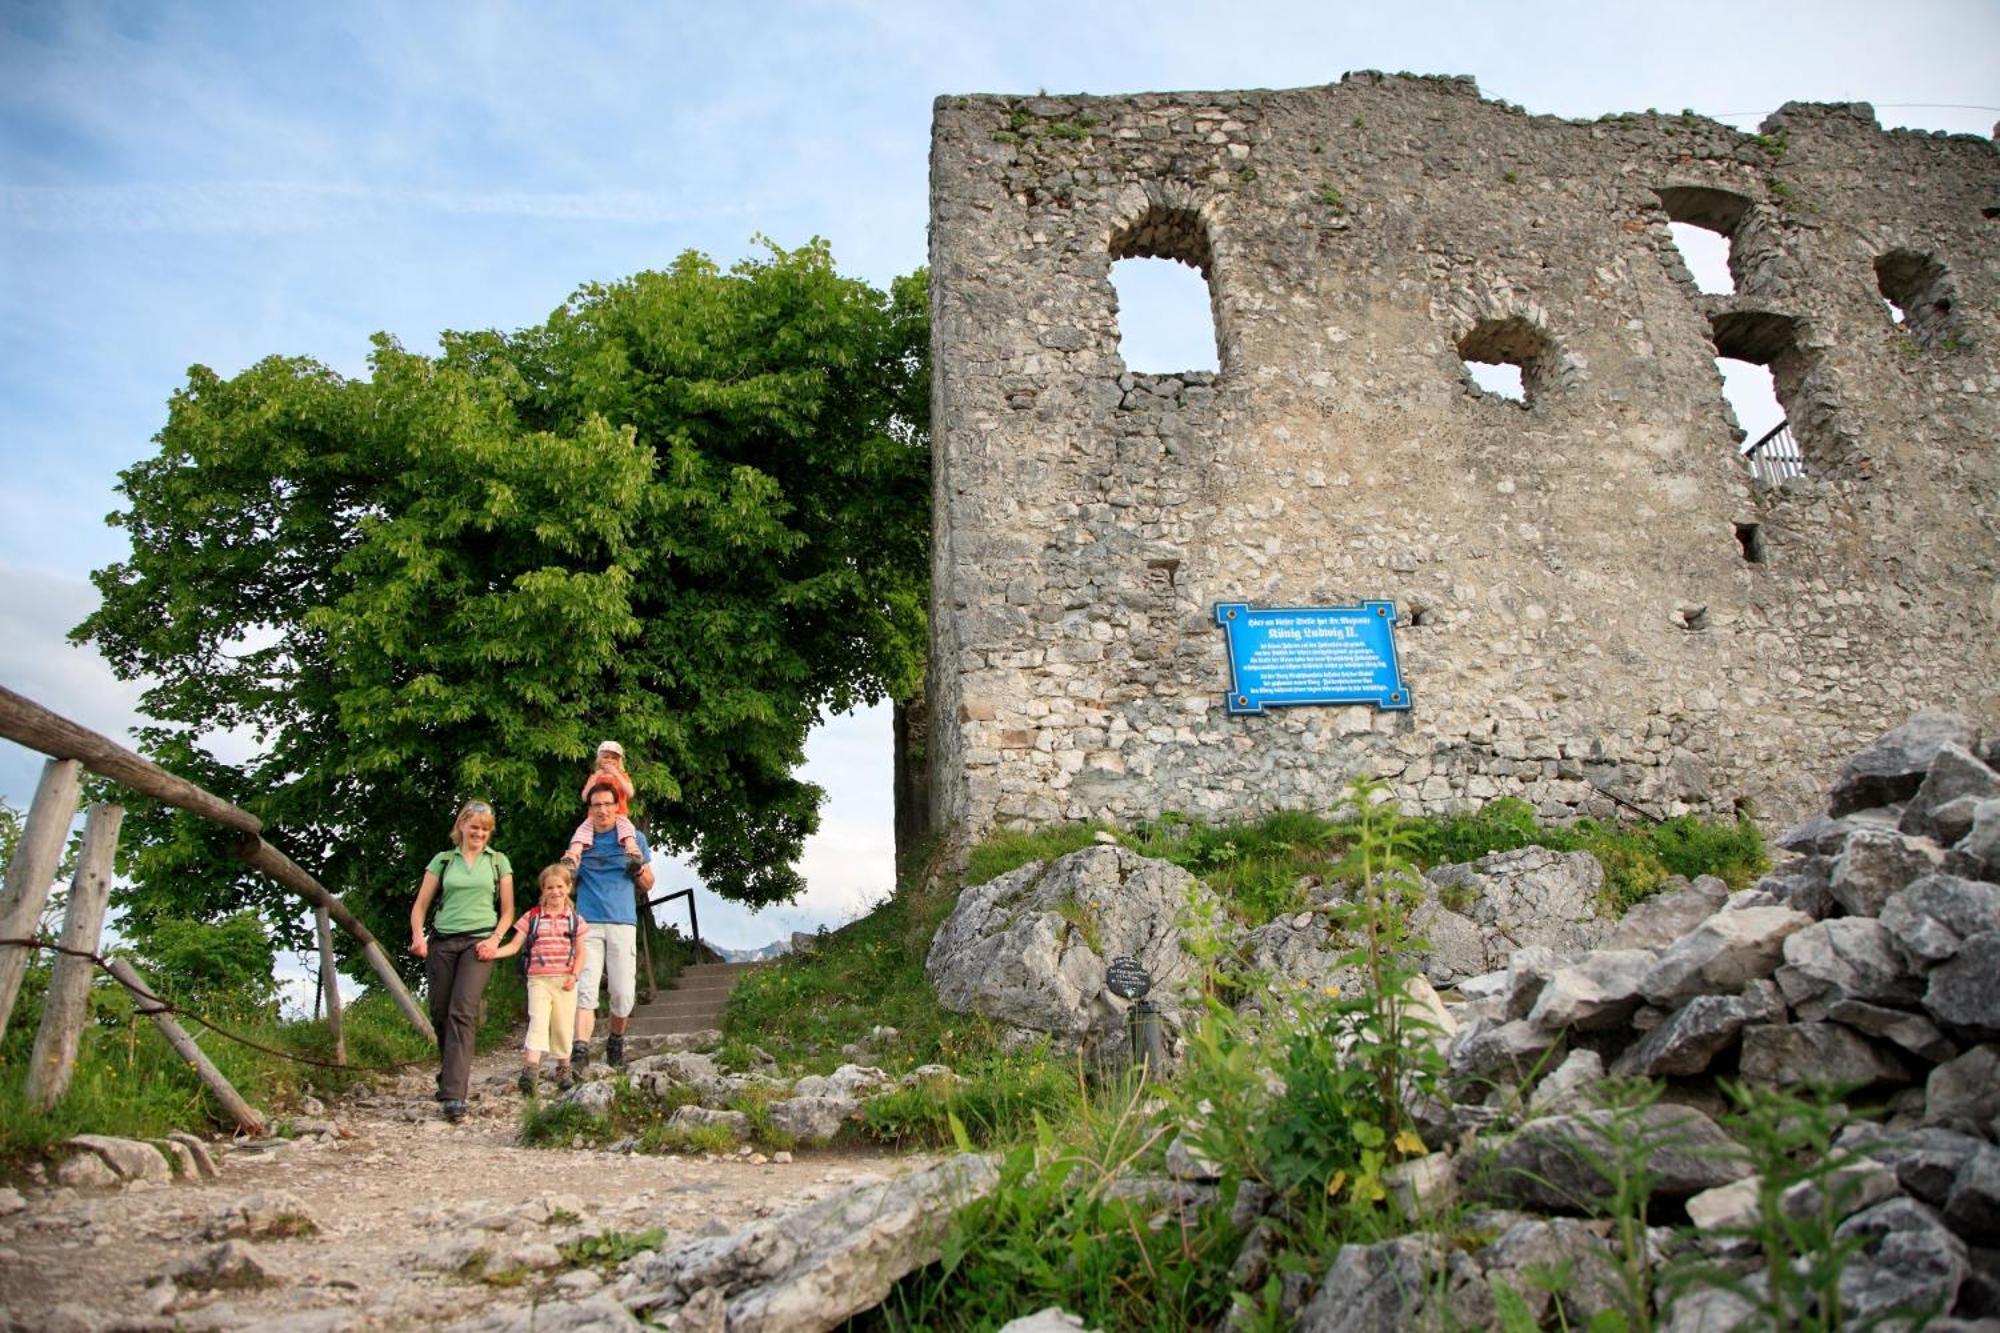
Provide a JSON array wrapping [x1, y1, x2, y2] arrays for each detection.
[[625, 959, 767, 1038]]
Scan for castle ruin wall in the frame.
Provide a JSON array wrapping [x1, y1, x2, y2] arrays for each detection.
[[926, 74, 2000, 849]]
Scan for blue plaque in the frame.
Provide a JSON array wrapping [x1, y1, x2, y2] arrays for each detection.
[[1214, 602, 1411, 715]]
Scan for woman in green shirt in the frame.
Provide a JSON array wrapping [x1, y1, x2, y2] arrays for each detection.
[[409, 799, 515, 1123]]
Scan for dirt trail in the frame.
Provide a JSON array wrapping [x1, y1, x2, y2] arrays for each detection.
[[0, 1045, 936, 1331]]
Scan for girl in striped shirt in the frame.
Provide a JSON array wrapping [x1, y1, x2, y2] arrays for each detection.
[[494, 863, 590, 1093]]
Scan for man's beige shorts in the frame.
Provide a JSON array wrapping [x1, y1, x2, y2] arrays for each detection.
[[575, 922, 637, 1018]]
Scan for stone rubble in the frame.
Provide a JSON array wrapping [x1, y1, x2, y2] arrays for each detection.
[[914, 709, 2000, 1328]]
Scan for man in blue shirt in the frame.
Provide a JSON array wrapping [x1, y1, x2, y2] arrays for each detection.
[[570, 783, 655, 1068]]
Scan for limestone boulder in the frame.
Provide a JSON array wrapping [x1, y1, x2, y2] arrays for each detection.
[[1609, 982, 1785, 1078], [1924, 933, 2000, 1040], [63, 1134, 172, 1186], [1834, 1198, 1969, 1327], [1774, 918, 1924, 1020], [1758, 856, 1839, 920], [1502, 946, 1566, 1021], [997, 1312, 1098, 1333], [1879, 875, 2000, 970], [1476, 1104, 1748, 1212], [1476, 1217, 1623, 1328], [790, 1065, 891, 1100], [1828, 711, 1979, 818], [765, 1096, 859, 1146], [446, 1294, 645, 1333], [171, 1240, 280, 1292], [1295, 1234, 1491, 1333], [1639, 907, 1813, 1007], [1924, 1044, 2000, 1134], [925, 847, 1220, 1046], [1241, 911, 1362, 994], [1415, 848, 1610, 982], [1863, 1125, 1989, 1206], [1448, 1018, 1564, 1096], [1602, 876, 1730, 951], [1900, 744, 2000, 843], [199, 1190, 318, 1241], [1829, 828, 1947, 919], [1527, 1049, 1605, 1116], [1778, 811, 1896, 857], [1943, 1146, 2000, 1241], [1738, 1022, 1909, 1089], [1524, 949, 1656, 1032], [1823, 999, 1958, 1064], [666, 1107, 751, 1142], [1959, 799, 2000, 880], [619, 1154, 999, 1332]]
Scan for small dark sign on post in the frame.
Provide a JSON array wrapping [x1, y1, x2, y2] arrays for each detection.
[[1106, 955, 1152, 1001]]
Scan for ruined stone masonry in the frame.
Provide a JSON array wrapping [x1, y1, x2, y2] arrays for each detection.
[[925, 73, 2000, 853]]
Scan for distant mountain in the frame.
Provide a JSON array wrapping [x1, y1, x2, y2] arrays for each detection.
[[712, 939, 790, 963]]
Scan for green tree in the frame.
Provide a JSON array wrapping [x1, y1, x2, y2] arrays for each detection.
[[76, 240, 929, 966]]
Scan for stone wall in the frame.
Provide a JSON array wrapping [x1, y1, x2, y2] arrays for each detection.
[[925, 73, 2000, 854]]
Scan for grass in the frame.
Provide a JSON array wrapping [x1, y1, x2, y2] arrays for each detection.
[[719, 877, 1009, 1074], [517, 1076, 702, 1150]]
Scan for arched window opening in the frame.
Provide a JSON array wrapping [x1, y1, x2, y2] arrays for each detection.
[[1108, 206, 1220, 374], [1655, 187, 1752, 297], [1711, 310, 1807, 484], [1458, 316, 1551, 408], [1669, 223, 1736, 296], [1465, 361, 1524, 401], [1874, 249, 1960, 349], [1109, 258, 1219, 373], [1716, 356, 1795, 482]]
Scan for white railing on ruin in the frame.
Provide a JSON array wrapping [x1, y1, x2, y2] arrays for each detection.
[[1743, 419, 1804, 485], [0, 684, 435, 1129]]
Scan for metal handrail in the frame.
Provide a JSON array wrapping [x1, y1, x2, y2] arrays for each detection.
[[647, 886, 701, 952], [1743, 419, 1804, 484]]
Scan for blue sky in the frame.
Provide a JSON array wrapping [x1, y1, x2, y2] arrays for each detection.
[[3, 0, 1996, 954]]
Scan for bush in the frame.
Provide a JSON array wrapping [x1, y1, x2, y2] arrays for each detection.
[[127, 912, 280, 1021]]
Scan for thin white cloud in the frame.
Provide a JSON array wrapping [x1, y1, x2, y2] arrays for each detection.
[[0, 566, 151, 808], [1, 182, 744, 234]]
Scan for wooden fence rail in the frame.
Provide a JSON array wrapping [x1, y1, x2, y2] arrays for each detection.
[[0, 684, 435, 1101]]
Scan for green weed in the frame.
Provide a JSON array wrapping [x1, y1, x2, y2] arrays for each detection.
[[870, 1082, 1238, 1331], [559, 1227, 666, 1270]]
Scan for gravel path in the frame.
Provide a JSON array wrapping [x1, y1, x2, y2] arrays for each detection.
[[0, 1044, 936, 1331]]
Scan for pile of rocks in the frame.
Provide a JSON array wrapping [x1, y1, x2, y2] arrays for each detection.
[[912, 710, 1998, 1330], [545, 1036, 960, 1153], [1285, 710, 2000, 1330]]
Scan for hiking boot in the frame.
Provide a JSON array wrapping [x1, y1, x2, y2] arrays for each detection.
[[606, 1033, 626, 1068], [517, 1068, 535, 1096], [555, 1064, 575, 1091], [442, 1099, 467, 1124], [571, 1040, 589, 1070]]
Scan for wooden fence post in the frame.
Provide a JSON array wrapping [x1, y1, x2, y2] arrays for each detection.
[[315, 906, 345, 1065], [233, 836, 435, 1044], [105, 958, 266, 1136], [0, 757, 85, 1047], [26, 802, 123, 1111]]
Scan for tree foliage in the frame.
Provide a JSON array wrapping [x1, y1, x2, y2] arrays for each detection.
[[75, 240, 930, 961]]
